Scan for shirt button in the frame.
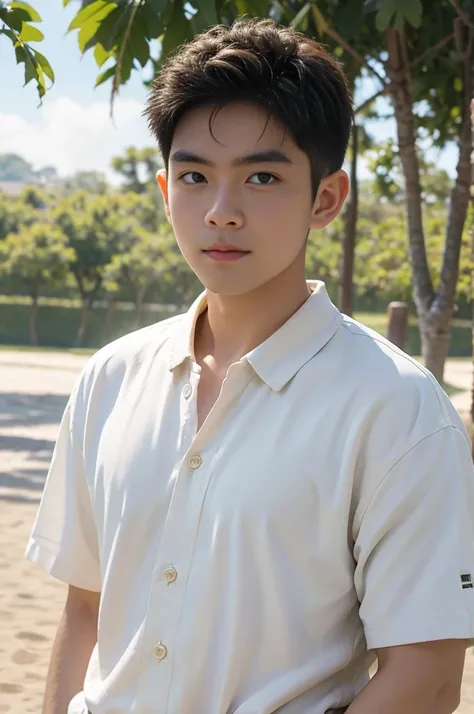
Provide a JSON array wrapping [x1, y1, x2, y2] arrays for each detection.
[[189, 454, 202, 469], [153, 642, 168, 661], [183, 383, 192, 399], [164, 566, 177, 584]]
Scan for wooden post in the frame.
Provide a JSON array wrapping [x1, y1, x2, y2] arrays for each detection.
[[387, 301, 409, 350]]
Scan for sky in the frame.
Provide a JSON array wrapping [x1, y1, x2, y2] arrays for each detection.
[[0, 0, 459, 185]]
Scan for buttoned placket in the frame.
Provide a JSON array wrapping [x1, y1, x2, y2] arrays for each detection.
[[135, 359, 253, 712]]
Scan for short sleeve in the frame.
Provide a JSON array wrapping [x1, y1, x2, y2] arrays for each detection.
[[354, 425, 474, 650], [25, 387, 101, 592]]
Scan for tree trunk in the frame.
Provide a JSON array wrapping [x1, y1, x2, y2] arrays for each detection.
[[430, 27, 473, 385], [470, 94, 474, 459], [338, 122, 359, 317], [386, 28, 459, 384], [133, 287, 147, 329], [102, 297, 116, 344], [74, 296, 93, 348], [29, 292, 39, 346]]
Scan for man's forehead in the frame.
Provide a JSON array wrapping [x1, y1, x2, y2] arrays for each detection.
[[171, 103, 298, 160]]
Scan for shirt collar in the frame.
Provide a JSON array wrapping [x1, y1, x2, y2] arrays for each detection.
[[167, 280, 343, 391]]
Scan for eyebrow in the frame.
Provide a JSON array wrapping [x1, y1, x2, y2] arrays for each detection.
[[170, 149, 292, 167]]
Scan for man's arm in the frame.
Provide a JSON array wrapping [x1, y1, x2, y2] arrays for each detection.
[[346, 639, 466, 714], [43, 585, 100, 714]]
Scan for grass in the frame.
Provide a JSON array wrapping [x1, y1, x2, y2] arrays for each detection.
[[0, 344, 97, 356]]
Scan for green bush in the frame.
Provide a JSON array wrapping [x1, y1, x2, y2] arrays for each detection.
[[0, 301, 180, 349], [0, 300, 471, 357]]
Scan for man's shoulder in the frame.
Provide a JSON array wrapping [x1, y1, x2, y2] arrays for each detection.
[[72, 312, 186, 400], [335, 314, 461, 431]]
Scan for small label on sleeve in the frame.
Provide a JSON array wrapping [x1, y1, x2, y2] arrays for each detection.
[[461, 573, 473, 589]]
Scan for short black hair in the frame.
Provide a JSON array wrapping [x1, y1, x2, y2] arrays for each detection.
[[144, 18, 353, 197]]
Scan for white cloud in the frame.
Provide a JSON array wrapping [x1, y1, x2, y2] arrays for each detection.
[[0, 96, 155, 183]]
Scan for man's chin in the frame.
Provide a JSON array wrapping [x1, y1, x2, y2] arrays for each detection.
[[199, 276, 262, 298]]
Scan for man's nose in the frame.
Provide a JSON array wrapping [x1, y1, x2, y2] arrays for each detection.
[[204, 190, 244, 229]]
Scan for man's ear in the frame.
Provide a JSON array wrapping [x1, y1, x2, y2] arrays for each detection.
[[157, 169, 171, 223], [310, 170, 349, 230]]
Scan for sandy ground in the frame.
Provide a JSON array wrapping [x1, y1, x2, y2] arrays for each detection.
[[1, 350, 474, 712]]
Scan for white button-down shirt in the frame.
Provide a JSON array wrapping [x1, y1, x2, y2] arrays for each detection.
[[26, 281, 474, 714]]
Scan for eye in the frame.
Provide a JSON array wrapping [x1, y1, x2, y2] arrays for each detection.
[[247, 172, 278, 185], [179, 171, 207, 184]]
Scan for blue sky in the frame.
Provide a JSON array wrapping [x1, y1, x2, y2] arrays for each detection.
[[0, 0, 458, 183]]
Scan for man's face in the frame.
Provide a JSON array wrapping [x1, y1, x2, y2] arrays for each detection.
[[158, 101, 345, 296]]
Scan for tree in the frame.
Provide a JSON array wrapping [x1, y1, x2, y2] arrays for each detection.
[[104, 226, 180, 327], [291, 0, 472, 381], [54, 191, 123, 346], [0, 153, 34, 181], [111, 146, 160, 193], [0, 1, 54, 101], [62, 170, 109, 195], [0, 223, 74, 344], [0, 191, 38, 240], [378, 0, 473, 382]]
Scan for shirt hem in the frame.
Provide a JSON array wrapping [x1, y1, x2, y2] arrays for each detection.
[[364, 615, 474, 650]]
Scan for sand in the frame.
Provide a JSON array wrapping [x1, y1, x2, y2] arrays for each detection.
[[1, 349, 474, 712]]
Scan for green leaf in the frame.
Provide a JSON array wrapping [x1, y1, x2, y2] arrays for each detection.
[[21, 46, 38, 85], [68, 0, 117, 32], [87, 6, 130, 52], [333, 0, 365, 41], [161, 0, 191, 60], [95, 63, 117, 87], [290, 2, 311, 30], [9, 1, 41, 22], [400, 0, 422, 28], [311, 4, 328, 37], [129, 19, 150, 67], [1, 7, 31, 31], [375, 1, 396, 31], [0, 27, 19, 45], [198, 0, 218, 26], [78, 16, 104, 52], [146, 0, 169, 13], [19, 23, 44, 42], [363, 0, 384, 12], [234, 0, 268, 17], [33, 48, 54, 83], [139, 2, 165, 38], [94, 41, 114, 67]]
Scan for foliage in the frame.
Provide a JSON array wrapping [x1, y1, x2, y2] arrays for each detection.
[[0, 191, 38, 239], [368, 143, 454, 205], [104, 225, 180, 311], [0, 0, 54, 101], [111, 146, 161, 193], [0, 222, 74, 297], [62, 170, 109, 195]]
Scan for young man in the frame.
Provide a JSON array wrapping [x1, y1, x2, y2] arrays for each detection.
[[27, 18, 474, 714]]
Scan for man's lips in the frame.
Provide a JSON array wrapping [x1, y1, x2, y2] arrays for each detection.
[[203, 247, 250, 262]]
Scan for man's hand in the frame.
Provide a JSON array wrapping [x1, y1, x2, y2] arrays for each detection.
[[346, 639, 466, 714]]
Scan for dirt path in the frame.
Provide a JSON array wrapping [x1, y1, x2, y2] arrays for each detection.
[[0, 350, 473, 712]]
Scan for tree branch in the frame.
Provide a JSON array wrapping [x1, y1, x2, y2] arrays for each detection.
[[111, 0, 143, 117], [449, 0, 473, 28], [355, 87, 386, 114], [322, 24, 387, 87], [410, 32, 455, 69]]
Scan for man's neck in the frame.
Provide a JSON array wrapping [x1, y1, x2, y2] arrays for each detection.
[[194, 268, 312, 374]]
